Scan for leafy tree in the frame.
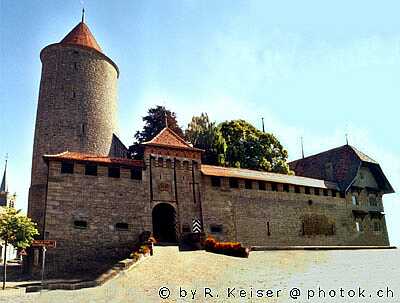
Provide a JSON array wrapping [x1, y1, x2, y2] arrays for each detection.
[[0, 207, 39, 290], [129, 106, 184, 159], [218, 120, 292, 174], [185, 113, 226, 165]]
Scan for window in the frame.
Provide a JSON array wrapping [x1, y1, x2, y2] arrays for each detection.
[[331, 190, 337, 197], [271, 182, 278, 192], [267, 221, 271, 236], [175, 159, 181, 169], [183, 161, 189, 170], [192, 161, 198, 169], [314, 188, 320, 196], [295, 186, 301, 193], [245, 180, 252, 189], [308, 199, 313, 205], [229, 178, 239, 188], [115, 222, 129, 231], [158, 158, 163, 167], [283, 184, 290, 192], [352, 195, 358, 206], [340, 192, 345, 198], [166, 159, 172, 168], [305, 187, 311, 195], [108, 166, 120, 178], [74, 220, 87, 229], [210, 224, 223, 233], [61, 162, 74, 174], [323, 189, 328, 196], [85, 164, 97, 176], [74, 62, 78, 70], [258, 181, 266, 191], [373, 221, 381, 232], [131, 167, 142, 180], [211, 176, 221, 187], [355, 221, 362, 232], [369, 195, 378, 206]]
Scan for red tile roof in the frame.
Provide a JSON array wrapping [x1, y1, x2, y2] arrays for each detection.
[[142, 127, 203, 151], [201, 164, 338, 190], [43, 151, 143, 167], [60, 22, 102, 53]]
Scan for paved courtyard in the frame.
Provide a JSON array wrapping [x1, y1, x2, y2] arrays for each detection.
[[0, 246, 399, 303]]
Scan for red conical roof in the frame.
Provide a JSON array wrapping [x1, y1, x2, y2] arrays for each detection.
[[60, 22, 102, 53]]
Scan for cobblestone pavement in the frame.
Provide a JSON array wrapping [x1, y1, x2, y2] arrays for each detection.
[[0, 246, 399, 303]]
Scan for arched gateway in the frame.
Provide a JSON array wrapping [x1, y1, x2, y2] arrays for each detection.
[[152, 203, 177, 243]]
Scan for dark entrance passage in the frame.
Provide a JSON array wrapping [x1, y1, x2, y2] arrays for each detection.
[[152, 203, 177, 243]]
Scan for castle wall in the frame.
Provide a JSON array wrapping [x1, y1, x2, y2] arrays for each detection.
[[29, 44, 118, 233], [201, 176, 389, 247], [42, 160, 149, 275]]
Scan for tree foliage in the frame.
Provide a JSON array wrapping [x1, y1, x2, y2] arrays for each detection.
[[0, 207, 39, 249], [219, 120, 291, 174], [129, 106, 184, 159], [185, 113, 226, 165]]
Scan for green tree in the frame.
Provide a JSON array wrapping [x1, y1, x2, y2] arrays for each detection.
[[219, 120, 292, 174], [0, 207, 39, 290], [129, 106, 184, 159], [185, 113, 226, 165]]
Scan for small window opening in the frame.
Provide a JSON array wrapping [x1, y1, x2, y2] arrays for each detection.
[[175, 159, 181, 169], [258, 181, 266, 191], [340, 192, 345, 198], [271, 182, 278, 192], [211, 176, 221, 187], [295, 186, 301, 193], [166, 159, 172, 168], [108, 166, 120, 178], [305, 187, 311, 194], [210, 224, 223, 233], [61, 162, 74, 174], [308, 199, 313, 205], [331, 190, 337, 197], [85, 164, 97, 176], [352, 195, 358, 206], [323, 189, 329, 196], [115, 222, 129, 231], [74, 220, 87, 229], [183, 161, 189, 170], [229, 178, 239, 188], [314, 188, 320, 196], [267, 221, 271, 236], [245, 179, 252, 189], [131, 167, 142, 180], [158, 158, 163, 167]]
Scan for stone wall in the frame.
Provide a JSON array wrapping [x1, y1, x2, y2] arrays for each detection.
[[201, 176, 389, 246], [42, 160, 149, 275]]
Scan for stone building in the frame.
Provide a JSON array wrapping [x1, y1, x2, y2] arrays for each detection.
[[27, 20, 395, 276]]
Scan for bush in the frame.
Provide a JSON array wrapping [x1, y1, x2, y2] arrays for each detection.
[[204, 236, 249, 258]]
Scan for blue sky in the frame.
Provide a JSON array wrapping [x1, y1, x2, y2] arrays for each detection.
[[0, 1, 399, 245]]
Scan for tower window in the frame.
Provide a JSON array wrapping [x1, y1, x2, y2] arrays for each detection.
[[305, 187, 311, 194], [74, 220, 87, 229], [229, 178, 239, 188], [271, 182, 278, 192], [175, 159, 181, 169], [331, 190, 337, 197], [211, 176, 221, 187], [258, 181, 266, 191], [158, 158, 164, 167], [295, 186, 301, 193], [85, 164, 97, 176], [314, 188, 320, 196], [131, 167, 142, 180], [245, 180, 252, 189], [74, 62, 78, 70], [323, 189, 328, 196], [108, 166, 120, 178], [183, 161, 189, 170], [61, 162, 74, 174], [166, 159, 172, 168], [115, 222, 129, 231], [267, 221, 271, 236]]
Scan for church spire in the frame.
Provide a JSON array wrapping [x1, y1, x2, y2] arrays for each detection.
[[0, 156, 7, 193], [81, 7, 85, 23]]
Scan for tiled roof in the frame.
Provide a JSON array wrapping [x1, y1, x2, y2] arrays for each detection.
[[60, 22, 102, 53], [289, 145, 394, 193], [142, 127, 203, 151], [201, 165, 338, 190], [43, 151, 143, 167]]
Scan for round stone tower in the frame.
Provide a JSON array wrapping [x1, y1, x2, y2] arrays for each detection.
[[28, 20, 119, 233]]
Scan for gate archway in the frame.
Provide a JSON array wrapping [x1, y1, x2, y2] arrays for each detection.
[[152, 203, 177, 243]]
